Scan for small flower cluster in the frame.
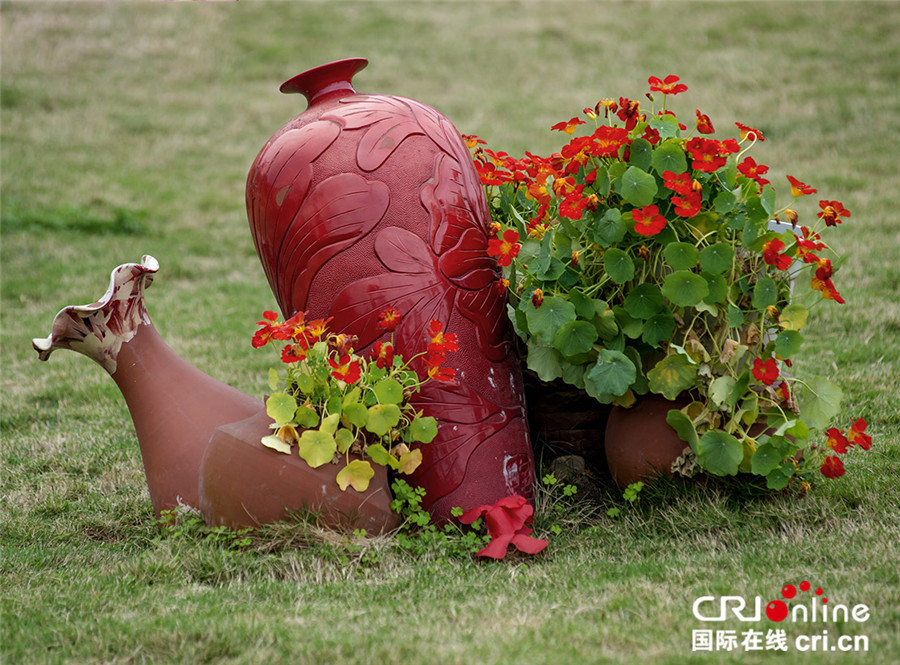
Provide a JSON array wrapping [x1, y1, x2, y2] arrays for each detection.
[[252, 308, 457, 492], [820, 418, 872, 479], [468, 73, 871, 490]]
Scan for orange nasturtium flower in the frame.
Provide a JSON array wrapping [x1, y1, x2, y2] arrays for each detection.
[[762, 238, 793, 271], [487, 229, 522, 267], [427, 320, 459, 354], [377, 307, 402, 332], [817, 200, 851, 227], [825, 427, 851, 454], [551, 117, 586, 134], [786, 175, 817, 197], [632, 204, 667, 236], [531, 288, 544, 309], [648, 74, 688, 96], [328, 354, 361, 384], [735, 122, 766, 142]]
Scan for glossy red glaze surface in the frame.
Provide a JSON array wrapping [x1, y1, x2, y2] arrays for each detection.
[[246, 59, 534, 521]]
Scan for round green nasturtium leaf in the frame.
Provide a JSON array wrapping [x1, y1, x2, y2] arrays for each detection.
[[775, 330, 804, 358], [641, 311, 675, 347], [765, 461, 795, 491], [662, 271, 709, 307], [727, 305, 745, 328], [266, 392, 297, 426], [628, 138, 653, 171], [779, 303, 809, 331], [752, 275, 778, 309], [584, 349, 636, 402], [293, 373, 316, 395], [336, 459, 375, 492], [699, 243, 734, 275], [364, 443, 396, 468], [294, 404, 321, 429], [526, 341, 563, 382], [650, 141, 687, 175], [604, 248, 635, 284], [708, 375, 736, 407], [623, 283, 665, 319], [536, 257, 566, 281], [335, 427, 355, 454], [319, 413, 341, 435], [713, 190, 736, 213], [702, 273, 728, 304], [663, 242, 699, 271], [647, 354, 698, 400], [750, 442, 785, 476], [797, 376, 843, 430], [409, 416, 438, 444], [296, 429, 337, 468], [568, 289, 596, 320], [342, 402, 368, 428], [613, 306, 644, 339], [665, 408, 699, 451], [554, 320, 600, 357], [594, 307, 620, 340], [524, 295, 576, 341], [267, 368, 280, 393], [373, 378, 404, 405], [365, 403, 402, 437], [589, 208, 626, 247], [616, 165, 658, 208], [696, 430, 743, 476]]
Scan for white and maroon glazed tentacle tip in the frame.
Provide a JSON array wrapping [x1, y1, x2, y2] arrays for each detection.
[[32, 255, 160, 374]]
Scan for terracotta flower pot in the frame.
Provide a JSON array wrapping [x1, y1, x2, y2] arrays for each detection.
[[246, 58, 535, 521], [604, 394, 691, 488], [199, 410, 399, 533]]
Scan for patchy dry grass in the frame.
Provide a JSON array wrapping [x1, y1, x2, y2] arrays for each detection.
[[2, 2, 898, 664]]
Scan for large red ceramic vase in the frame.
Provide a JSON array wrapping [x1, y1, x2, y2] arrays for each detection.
[[247, 59, 534, 521], [246, 59, 535, 522]]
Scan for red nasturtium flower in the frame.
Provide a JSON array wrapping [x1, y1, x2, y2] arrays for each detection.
[[616, 97, 644, 131], [328, 354, 361, 384], [763, 238, 793, 271], [487, 229, 522, 267], [847, 418, 872, 450], [672, 191, 702, 218], [252, 310, 280, 348], [371, 341, 395, 369], [735, 122, 766, 142], [551, 117, 586, 134], [811, 258, 845, 304], [787, 175, 817, 197], [648, 74, 688, 95], [592, 125, 630, 157], [662, 171, 692, 195], [826, 427, 851, 454], [820, 455, 845, 479], [531, 288, 544, 309], [460, 134, 485, 149], [378, 307, 402, 332], [752, 357, 780, 385], [817, 200, 851, 227], [458, 494, 548, 559], [427, 319, 459, 354], [686, 137, 728, 172], [632, 204, 667, 236], [424, 349, 456, 382], [737, 157, 771, 187], [695, 109, 715, 134]]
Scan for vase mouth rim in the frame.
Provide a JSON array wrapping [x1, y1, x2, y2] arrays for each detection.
[[279, 58, 369, 103]]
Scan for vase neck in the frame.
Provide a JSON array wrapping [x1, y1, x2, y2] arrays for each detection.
[[279, 58, 368, 107]]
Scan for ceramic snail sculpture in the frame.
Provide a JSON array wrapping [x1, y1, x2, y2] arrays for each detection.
[[33, 58, 536, 529]]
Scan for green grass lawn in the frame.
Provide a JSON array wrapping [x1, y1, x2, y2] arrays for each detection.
[[2, 2, 899, 663]]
